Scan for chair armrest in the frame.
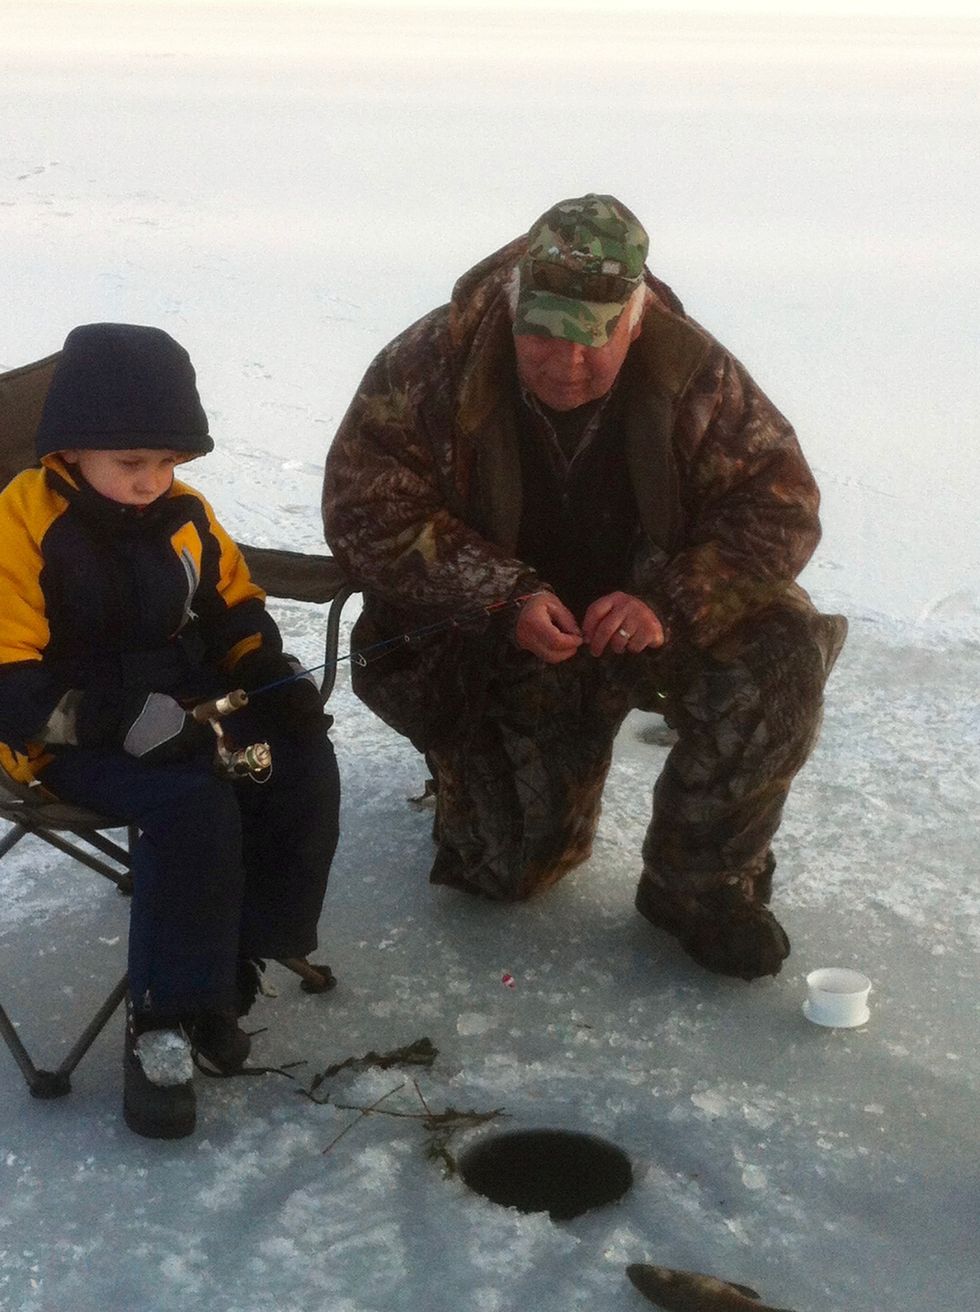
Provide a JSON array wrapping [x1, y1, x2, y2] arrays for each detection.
[[239, 544, 348, 603], [237, 544, 358, 703]]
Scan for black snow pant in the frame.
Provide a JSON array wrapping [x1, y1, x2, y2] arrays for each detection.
[[40, 708, 339, 1017], [427, 599, 847, 902]]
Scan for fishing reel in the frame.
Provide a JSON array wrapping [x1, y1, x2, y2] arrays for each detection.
[[191, 689, 272, 782]]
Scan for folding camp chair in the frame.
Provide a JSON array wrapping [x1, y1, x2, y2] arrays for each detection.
[[0, 352, 354, 1098]]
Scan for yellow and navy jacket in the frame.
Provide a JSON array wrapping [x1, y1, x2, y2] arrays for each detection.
[[0, 456, 280, 783]]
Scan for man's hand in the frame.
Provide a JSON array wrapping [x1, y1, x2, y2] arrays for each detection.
[[514, 591, 583, 664], [582, 592, 665, 657]]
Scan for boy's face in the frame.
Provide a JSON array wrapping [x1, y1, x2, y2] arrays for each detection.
[[61, 448, 188, 507]]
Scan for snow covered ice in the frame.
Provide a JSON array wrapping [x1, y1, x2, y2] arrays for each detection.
[[1, 5, 978, 1311]]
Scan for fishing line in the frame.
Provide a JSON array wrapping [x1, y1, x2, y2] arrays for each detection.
[[245, 593, 541, 697]]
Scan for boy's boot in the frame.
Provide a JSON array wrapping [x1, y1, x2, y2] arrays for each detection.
[[186, 1013, 251, 1075], [123, 1005, 196, 1139], [184, 957, 265, 1074], [234, 957, 266, 1017], [635, 854, 789, 981]]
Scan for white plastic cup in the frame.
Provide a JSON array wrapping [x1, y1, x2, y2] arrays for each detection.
[[803, 968, 871, 1028]]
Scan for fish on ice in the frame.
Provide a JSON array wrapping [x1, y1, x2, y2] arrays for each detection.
[[626, 1262, 797, 1312]]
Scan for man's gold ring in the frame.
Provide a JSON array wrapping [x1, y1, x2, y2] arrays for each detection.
[[617, 627, 631, 639]]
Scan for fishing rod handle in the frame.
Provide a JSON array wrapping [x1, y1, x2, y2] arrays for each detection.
[[191, 687, 249, 722]]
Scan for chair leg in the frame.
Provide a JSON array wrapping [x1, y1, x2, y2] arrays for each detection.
[[276, 956, 337, 993], [0, 823, 29, 860], [0, 974, 129, 1099], [319, 583, 356, 703], [0, 816, 136, 1097], [28, 825, 133, 893]]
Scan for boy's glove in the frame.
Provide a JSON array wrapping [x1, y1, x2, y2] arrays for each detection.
[[117, 691, 213, 762], [58, 688, 213, 763], [231, 649, 332, 737]]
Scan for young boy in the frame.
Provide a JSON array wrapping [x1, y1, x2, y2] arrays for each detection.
[[0, 323, 340, 1139]]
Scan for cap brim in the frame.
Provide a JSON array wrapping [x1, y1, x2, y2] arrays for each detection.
[[513, 289, 627, 348]]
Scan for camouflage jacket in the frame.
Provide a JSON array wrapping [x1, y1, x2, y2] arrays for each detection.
[[322, 237, 821, 742]]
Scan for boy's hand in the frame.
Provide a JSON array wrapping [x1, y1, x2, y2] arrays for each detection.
[[117, 691, 212, 763], [232, 650, 331, 737], [261, 673, 328, 738]]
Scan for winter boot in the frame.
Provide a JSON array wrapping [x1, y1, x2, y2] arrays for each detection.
[[636, 855, 789, 981], [123, 1009, 196, 1139], [187, 1012, 251, 1075]]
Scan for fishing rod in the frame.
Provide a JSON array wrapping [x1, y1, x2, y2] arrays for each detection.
[[246, 591, 542, 697], [193, 591, 541, 780]]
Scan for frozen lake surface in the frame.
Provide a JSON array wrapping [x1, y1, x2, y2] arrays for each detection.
[[1, 5, 977, 1311]]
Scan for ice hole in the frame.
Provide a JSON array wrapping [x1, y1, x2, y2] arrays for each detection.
[[459, 1128, 633, 1220]]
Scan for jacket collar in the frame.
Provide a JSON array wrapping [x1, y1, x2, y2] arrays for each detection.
[[42, 456, 176, 536]]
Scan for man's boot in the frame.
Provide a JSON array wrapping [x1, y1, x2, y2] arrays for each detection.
[[123, 1007, 196, 1139], [635, 855, 789, 981]]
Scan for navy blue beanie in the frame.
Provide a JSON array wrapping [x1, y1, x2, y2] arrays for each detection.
[[36, 323, 214, 458]]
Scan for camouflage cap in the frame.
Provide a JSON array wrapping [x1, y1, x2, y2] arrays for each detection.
[[514, 194, 649, 347]]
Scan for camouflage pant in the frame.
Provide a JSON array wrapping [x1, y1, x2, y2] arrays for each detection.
[[426, 600, 847, 902]]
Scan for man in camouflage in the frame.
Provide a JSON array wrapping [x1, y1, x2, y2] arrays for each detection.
[[323, 194, 846, 980]]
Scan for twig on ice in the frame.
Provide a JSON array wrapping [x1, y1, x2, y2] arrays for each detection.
[[322, 1082, 406, 1154]]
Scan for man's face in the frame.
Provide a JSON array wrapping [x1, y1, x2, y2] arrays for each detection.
[[61, 448, 185, 507], [513, 304, 642, 412]]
